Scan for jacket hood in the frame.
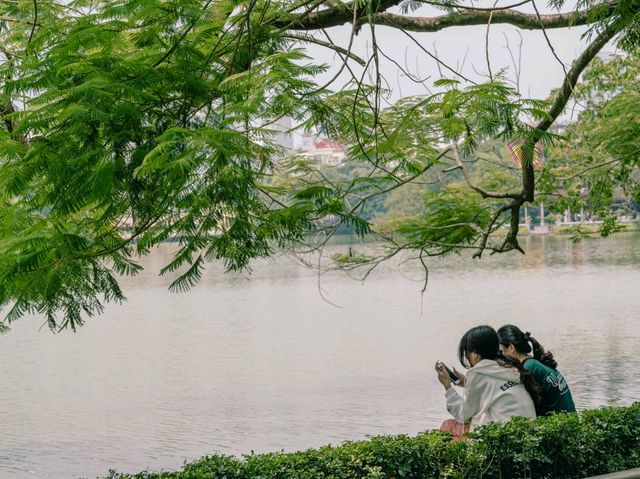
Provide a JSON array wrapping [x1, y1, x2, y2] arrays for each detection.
[[470, 359, 521, 382]]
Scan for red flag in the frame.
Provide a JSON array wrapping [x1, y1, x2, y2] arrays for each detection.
[[507, 139, 544, 169]]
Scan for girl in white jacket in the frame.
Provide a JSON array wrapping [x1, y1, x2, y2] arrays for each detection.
[[435, 325, 538, 438]]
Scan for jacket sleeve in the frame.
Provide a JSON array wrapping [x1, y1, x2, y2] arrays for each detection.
[[444, 372, 482, 423]]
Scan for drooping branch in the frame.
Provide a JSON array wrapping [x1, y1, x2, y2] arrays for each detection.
[[485, 0, 499, 80], [531, 0, 568, 76], [283, 32, 366, 66], [452, 144, 520, 199], [399, 28, 477, 83]]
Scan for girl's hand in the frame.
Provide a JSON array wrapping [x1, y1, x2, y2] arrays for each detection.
[[435, 365, 452, 389], [453, 368, 466, 387]]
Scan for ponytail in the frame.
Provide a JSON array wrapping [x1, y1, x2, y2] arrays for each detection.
[[529, 334, 557, 369], [498, 324, 558, 369]]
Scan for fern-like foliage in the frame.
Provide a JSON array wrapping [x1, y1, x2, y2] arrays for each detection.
[[0, 0, 332, 331], [0, 0, 636, 331]]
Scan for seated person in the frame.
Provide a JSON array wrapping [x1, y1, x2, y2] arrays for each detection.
[[436, 325, 538, 438], [498, 324, 576, 416]]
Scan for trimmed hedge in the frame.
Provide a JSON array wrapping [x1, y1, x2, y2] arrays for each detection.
[[104, 403, 640, 479]]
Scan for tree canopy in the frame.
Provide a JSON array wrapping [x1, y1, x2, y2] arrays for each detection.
[[538, 49, 640, 236], [0, 0, 638, 331]]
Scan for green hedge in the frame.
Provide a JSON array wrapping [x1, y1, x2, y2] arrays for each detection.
[[104, 403, 640, 479]]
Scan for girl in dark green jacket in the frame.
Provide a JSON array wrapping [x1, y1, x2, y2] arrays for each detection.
[[497, 325, 576, 417]]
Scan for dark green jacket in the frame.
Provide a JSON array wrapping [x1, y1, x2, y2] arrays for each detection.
[[523, 358, 576, 416]]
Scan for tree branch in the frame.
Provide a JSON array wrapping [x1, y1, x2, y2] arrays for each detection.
[[537, 27, 619, 133], [517, 24, 620, 203], [274, 0, 618, 31], [275, 0, 617, 31], [274, 0, 402, 30], [451, 144, 520, 199], [283, 32, 366, 66], [28, 0, 37, 44], [374, 7, 604, 32], [473, 200, 517, 259]]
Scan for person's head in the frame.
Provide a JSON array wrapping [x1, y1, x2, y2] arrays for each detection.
[[460, 325, 541, 405], [497, 324, 557, 369], [458, 325, 500, 368]]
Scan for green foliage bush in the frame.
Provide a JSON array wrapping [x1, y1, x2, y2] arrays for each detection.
[[103, 403, 640, 479]]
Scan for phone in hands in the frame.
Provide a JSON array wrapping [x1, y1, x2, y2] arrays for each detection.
[[436, 361, 461, 385]]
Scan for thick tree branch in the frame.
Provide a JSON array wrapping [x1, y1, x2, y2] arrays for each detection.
[[520, 24, 620, 202], [497, 199, 526, 255], [275, 0, 402, 30], [473, 200, 517, 259], [537, 26, 619, 132], [276, 0, 616, 31], [371, 3, 613, 32], [471, 22, 621, 258]]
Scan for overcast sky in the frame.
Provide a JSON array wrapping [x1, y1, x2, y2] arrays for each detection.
[[304, 1, 616, 118]]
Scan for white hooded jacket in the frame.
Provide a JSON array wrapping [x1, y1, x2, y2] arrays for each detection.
[[445, 359, 536, 429]]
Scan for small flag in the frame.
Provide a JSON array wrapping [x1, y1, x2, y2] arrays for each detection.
[[507, 139, 544, 169]]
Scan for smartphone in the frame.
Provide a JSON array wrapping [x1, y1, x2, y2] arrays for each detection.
[[436, 361, 461, 385]]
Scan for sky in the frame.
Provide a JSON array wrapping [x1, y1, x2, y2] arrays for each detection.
[[303, 1, 617, 116]]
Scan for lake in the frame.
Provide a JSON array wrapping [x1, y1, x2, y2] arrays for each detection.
[[1, 232, 639, 478]]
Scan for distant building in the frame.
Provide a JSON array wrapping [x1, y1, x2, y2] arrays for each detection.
[[299, 138, 347, 166]]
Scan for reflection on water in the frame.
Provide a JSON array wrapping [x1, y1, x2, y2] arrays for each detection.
[[0, 232, 639, 479]]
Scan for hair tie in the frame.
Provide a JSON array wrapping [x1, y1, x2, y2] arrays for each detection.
[[524, 331, 531, 341]]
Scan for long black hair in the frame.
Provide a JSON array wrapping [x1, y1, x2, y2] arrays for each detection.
[[459, 325, 540, 405], [497, 324, 558, 369]]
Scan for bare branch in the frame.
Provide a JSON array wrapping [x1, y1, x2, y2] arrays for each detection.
[[400, 29, 477, 84], [417, 0, 533, 12], [28, 0, 38, 44], [452, 144, 520, 199], [378, 46, 432, 85], [284, 32, 366, 66], [554, 158, 622, 181], [274, 0, 615, 31], [485, 0, 499, 81], [531, 0, 568, 76], [503, 31, 523, 92]]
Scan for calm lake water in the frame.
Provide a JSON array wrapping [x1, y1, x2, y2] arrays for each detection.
[[1, 233, 639, 478]]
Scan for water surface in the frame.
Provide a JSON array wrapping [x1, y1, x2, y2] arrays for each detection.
[[1, 233, 639, 478]]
